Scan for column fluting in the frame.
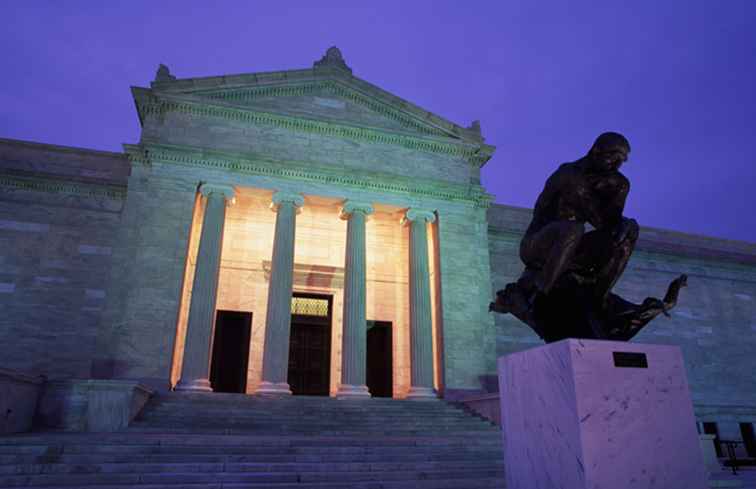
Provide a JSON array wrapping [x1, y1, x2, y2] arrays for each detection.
[[175, 183, 236, 392], [257, 191, 304, 395], [403, 208, 437, 400], [336, 201, 374, 399]]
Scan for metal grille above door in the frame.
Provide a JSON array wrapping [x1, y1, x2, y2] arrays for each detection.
[[291, 296, 329, 317]]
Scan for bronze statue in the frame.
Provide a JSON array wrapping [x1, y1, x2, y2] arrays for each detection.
[[490, 132, 687, 342]]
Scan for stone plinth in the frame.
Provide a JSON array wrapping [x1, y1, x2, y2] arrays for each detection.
[[86, 380, 154, 432], [0, 368, 44, 433], [498, 338, 708, 489], [36, 379, 153, 432]]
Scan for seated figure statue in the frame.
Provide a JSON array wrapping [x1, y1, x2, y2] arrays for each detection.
[[490, 132, 687, 342]]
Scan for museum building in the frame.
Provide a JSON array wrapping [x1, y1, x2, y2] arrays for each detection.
[[1, 48, 755, 447]]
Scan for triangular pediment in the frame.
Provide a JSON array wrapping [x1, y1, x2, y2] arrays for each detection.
[[187, 80, 449, 138], [144, 53, 485, 144]]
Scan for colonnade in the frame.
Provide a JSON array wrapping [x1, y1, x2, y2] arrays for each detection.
[[175, 185, 438, 399]]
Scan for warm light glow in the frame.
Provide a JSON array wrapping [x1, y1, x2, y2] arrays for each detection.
[[172, 188, 439, 398]]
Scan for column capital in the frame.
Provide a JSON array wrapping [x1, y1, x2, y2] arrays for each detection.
[[199, 183, 236, 205], [340, 201, 374, 220], [402, 208, 436, 226], [270, 191, 305, 212]]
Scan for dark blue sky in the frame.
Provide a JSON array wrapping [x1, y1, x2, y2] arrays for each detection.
[[2, 1, 754, 242]]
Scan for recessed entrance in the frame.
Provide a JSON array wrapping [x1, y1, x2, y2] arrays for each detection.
[[288, 293, 332, 396], [209, 310, 252, 393], [367, 320, 393, 398]]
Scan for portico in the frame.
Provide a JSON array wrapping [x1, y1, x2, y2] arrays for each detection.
[[170, 185, 444, 398]]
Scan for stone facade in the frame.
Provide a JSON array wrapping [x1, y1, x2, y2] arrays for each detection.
[[0, 139, 128, 378], [0, 50, 754, 435]]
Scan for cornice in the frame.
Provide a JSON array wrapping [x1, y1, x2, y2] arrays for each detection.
[[133, 90, 495, 168], [124, 142, 494, 208], [0, 137, 126, 160], [0, 172, 127, 200]]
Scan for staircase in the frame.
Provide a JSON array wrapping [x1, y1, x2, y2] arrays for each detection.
[[0, 392, 505, 488]]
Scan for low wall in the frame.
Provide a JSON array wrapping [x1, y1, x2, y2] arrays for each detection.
[[458, 393, 501, 426]]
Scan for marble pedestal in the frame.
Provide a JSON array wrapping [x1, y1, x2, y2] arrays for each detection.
[[498, 338, 707, 489]]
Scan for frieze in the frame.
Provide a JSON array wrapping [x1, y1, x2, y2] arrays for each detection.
[[124, 143, 494, 208]]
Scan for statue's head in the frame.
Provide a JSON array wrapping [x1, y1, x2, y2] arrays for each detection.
[[588, 132, 630, 172]]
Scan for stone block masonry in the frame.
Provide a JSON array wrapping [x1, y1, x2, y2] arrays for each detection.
[[0, 139, 127, 380]]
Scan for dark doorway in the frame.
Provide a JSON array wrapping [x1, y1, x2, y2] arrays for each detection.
[[288, 293, 332, 396], [209, 310, 252, 393], [367, 321, 393, 398]]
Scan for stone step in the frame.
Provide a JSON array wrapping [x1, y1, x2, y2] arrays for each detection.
[[135, 417, 485, 428], [8, 476, 506, 489], [0, 433, 501, 447], [0, 468, 505, 487], [149, 393, 456, 404], [0, 444, 502, 459], [143, 398, 468, 413], [1, 394, 505, 488], [0, 443, 502, 459], [140, 407, 471, 419], [128, 420, 495, 429], [0, 451, 503, 465], [125, 428, 499, 438], [137, 409, 481, 420], [0, 459, 505, 475]]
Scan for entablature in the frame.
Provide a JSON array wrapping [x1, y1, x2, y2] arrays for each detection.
[[123, 142, 494, 209]]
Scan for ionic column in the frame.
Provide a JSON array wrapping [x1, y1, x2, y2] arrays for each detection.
[[175, 183, 236, 392], [336, 201, 374, 399], [402, 208, 437, 400], [257, 191, 304, 395]]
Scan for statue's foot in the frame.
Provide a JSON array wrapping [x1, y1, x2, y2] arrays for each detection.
[[638, 297, 667, 320]]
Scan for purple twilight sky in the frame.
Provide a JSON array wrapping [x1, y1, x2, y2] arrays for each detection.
[[2, 1, 754, 243]]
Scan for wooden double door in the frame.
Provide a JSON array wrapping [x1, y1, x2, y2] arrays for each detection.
[[287, 294, 394, 397]]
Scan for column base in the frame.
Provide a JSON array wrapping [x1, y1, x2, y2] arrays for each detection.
[[406, 386, 437, 400], [256, 381, 292, 396], [174, 378, 213, 392], [336, 384, 371, 399]]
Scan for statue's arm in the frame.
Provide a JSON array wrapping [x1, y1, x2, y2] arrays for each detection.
[[584, 174, 630, 232]]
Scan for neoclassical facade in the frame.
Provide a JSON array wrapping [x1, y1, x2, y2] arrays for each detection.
[[1, 49, 755, 441]]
